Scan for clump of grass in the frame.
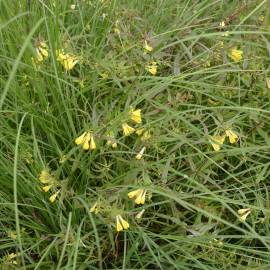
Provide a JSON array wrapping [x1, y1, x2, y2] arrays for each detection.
[[1, 0, 270, 269]]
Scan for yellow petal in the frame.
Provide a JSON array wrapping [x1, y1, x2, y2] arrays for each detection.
[[229, 48, 243, 62], [116, 215, 123, 232], [82, 132, 91, 150], [119, 215, 129, 230], [146, 62, 157, 75], [89, 135, 96, 150], [144, 40, 153, 52], [136, 146, 146, 160], [141, 130, 151, 141], [210, 135, 225, 152], [39, 47, 48, 58], [90, 202, 98, 213], [238, 209, 251, 222], [112, 142, 117, 148], [136, 128, 145, 136], [39, 169, 52, 184], [42, 184, 53, 192], [122, 123, 135, 136], [237, 208, 251, 215], [225, 129, 238, 144], [129, 109, 142, 124], [49, 190, 60, 203], [135, 209, 145, 219], [62, 58, 78, 71], [128, 189, 143, 199], [36, 49, 44, 62], [135, 190, 146, 205], [75, 132, 87, 145]]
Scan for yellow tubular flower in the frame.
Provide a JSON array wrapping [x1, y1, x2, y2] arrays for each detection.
[[39, 169, 52, 184], [89, 135, 96, 150], [238, 208, 251, 222], [229, 48, 243, 62], [75, 132, 87, 145], [122, 123, 135, 136], [225, 129, 238, 144], [135, 209, 145, 219], [129, 109, 142, 124], [56, 50, 79, 71], [49, 190, 60, 203], [144, 40, 153, 52], [42, 184, 53, 192], [82, 132, 91, 150], [209, 135, 226, 152], [146, 62, 157, 75], [115, 215, 123, 232], [128, 189, 146, 205], [90, 202, 99, 214], [136, 146, 146, 160], [118, 215, 129, 230]]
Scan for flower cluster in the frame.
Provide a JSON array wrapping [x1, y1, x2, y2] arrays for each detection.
[[210, 128, 238, 152]]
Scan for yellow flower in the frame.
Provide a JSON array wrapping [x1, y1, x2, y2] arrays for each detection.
[[141, 130, 151, 141], [238, 208, 251, 222], [225, 129, 238, 144], [146, 61, 157, 75], [129, 108, 142, 124], [128, 189, 147, 205], [70, 4, 76, 9], [229, 48, 243, 62], [90, 202, 99, 214], [89, 135, 96, 150], [219, 21, 226, 28], [115, 215, 129, 232], [39, 169, 52, 184], [144, 40, 153, 52], [135, 209, 145, 219], [209, 135, 226, 152], [42, 184, 53, 192], [35, 41, 48, 62], [136, 146, 146, 160], [6, 253, 17, 264], [75, 131, 93, 150], [122, 123, 135, 136], [114, 28, 120, 35], [49, 190, 60, 203], [56, 49, 79, 71], [136, 128, 145, 136], [7, 231, 17, 240]]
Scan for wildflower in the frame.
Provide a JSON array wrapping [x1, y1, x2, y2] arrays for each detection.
[[144, 40, 153, 52], [89, 135, 96, 150], [219, 21, 226, 28], [209, 135, 226, 152], [90, 202, 99, 214], [115, 215, 129, 232], [7, 231, 17, 240], [129, 108, 142, 124], [136, 128, 145, 136], [106, 132, 117, 148], [229, 48, 243, 62], [136, 146, 146, 160], [128, 189, 147, 205], [225, 129, 238, 144], [146, 61, 157, 75], [5, 253, 17, 264], [222, 31, 229, 37], [49, 190, 60, 203], [35, 41, 48, 62], [141, 130, 151, 141], [135, 209, 145, 219], [56, 49, 79, 71], [39, 169, 53, 184], [42, 184, 53, 192], [75, 131, 95, 150], [70, 4, 76, 9], [122, 123, 135, 136], [238, 208, 251, 222]]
